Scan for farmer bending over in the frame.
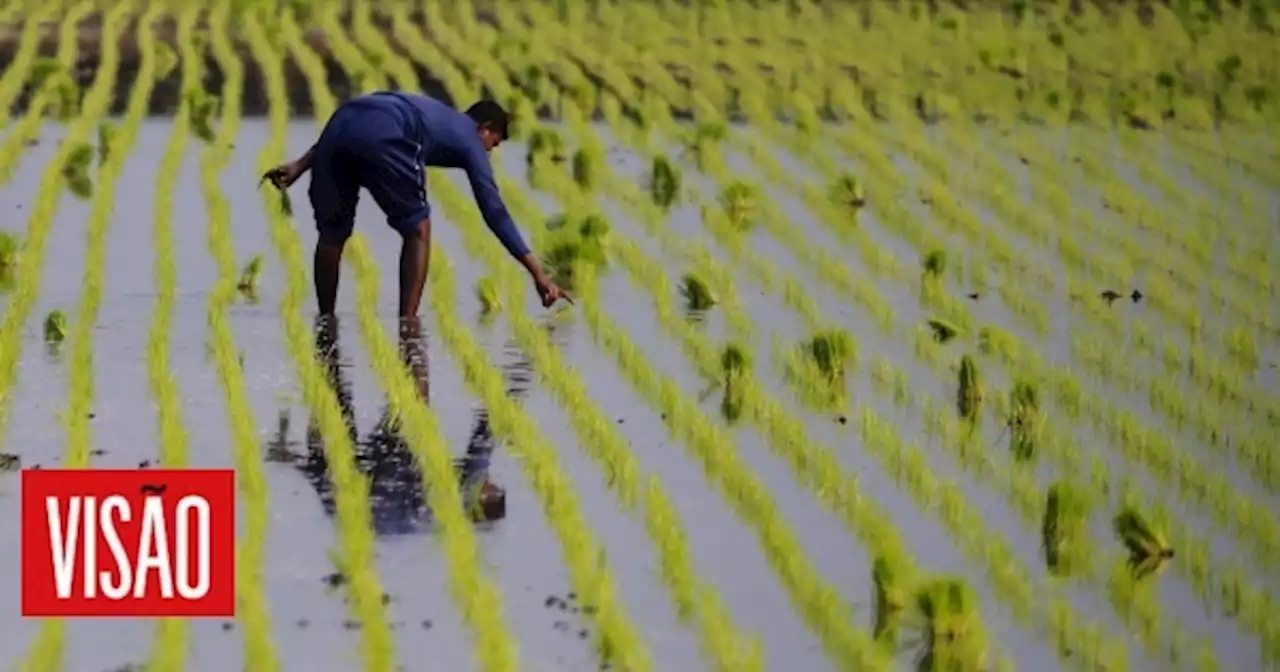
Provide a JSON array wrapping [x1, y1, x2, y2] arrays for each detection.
[[263, 93, 570, 317]]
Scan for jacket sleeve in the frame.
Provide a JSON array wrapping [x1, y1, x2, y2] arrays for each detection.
[[463, 145, 531, 259]]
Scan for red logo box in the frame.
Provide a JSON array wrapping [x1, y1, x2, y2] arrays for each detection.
[[21, 469, 236, 617]]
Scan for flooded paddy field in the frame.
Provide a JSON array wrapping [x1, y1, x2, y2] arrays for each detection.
[[0, 2, 1277, 671]]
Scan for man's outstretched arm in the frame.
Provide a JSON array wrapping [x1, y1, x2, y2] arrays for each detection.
[[464, 146, 572, 306]]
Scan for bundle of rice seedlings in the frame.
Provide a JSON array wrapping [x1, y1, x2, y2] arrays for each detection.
[[679, 272, 718, 310], [186, 89, 219, 143], [956, 355, 983, 422], [236, 254, 264, 300], [476, 277, 502, 315], [830, 172, 866, 209], [873, 555, 911, 646], [927, 317, 960, 343], [1008, 380, 1041, 461], [923, 250, 947, 279], [806, 329, 855, 385], [572, 143, 602, 192], [649, 155, 681, 209], [62, 143, 95, 200], [44, 310, 68, 343], [718, 181, 758, 231], [1113, 506, 1174, 580], [913, 578, 987, 672], [718, 343, 751, 424], [1042, 483, 1090, 577]]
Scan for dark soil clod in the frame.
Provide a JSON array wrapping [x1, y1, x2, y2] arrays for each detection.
[[420, 619, 433, 630], [836, 415, 847, 424], [137, 460, 151, 469], [220, 622, 234, 631], [578, 628, 590, 640], [567, 592, 577, 601], [967, 292, 980, 300], [1131, 289, 1143, 302], [297, 618, 310, 628], [342, 619, 361, 630], [322, 572, 348, 589], [554, 620, 569, 632], [544, 595, 557, 608], [0, 453, 20, 472], [1100, 290, 1122, 304]]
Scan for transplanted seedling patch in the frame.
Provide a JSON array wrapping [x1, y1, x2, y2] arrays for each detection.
[[909, 577, 989, 672], [927, 317, 961, 343], [956, 355, 983, 424], [1042, 482, 1090, 578], [237, 254, 264, 303], [829, 172, 866, 210], [44, 310, 68, 343], [679, 271, 718, 311], [649, 155, 681, 209], [476, 276, 502, 316], [1114, 506, 1175, 580], [1006, 379, 1042, 462], [718, 181, 759, 232]]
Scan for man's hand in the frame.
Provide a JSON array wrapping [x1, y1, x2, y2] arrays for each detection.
[[261, 160, 306, 189], [534, 273, 572, 308]]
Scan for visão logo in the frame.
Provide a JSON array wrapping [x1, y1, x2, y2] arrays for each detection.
[[21, 469, 235, 617]]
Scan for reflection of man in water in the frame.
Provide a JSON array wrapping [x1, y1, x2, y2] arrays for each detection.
[[299, 315, 505, 535]]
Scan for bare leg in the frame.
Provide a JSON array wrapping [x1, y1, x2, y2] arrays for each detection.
[[314, 241, 344, 316], [398, 218, 432, 318]]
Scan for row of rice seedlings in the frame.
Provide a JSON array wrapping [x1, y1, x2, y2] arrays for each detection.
[[0, 0, 60, 168], [427, 14, 901, 665], [384, 21, 762, 672], [378, 18, 759, 670], [0, 1, 74, 295], [241, 13, 396, 670], [199, 0, 279, 664], [16, 3, 132, 670], [145, 6, 205, 668], [583, 11, 1208, 665], [322, 9, 523, 669]]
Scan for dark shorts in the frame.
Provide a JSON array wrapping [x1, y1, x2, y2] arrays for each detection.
[[308, 101, 430, 245]]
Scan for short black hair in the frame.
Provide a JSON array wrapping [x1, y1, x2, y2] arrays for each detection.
[[465, 100, 510, 140]]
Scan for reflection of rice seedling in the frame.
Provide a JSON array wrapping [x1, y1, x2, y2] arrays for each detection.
[[805, 329, 855, 385], [910, 578, 986, 672], [679, 272, 718, 310], [927, 318, 960, 343], [956, 355, 982, 422], [236, 254, 264, 301], [1007, 380, 1040, 461], [718, 182, 758, 231], [923, 250, 947, 278], [873, 556, 911, 646], [1114, 507, 1174, 580], [830, 172, 866, 209], [476, 277, 502, 315], [62, 143, 95, 200], [44, 310, 68, 343], [1042, 483, 1089, 577], [649, 155, 681, 209]]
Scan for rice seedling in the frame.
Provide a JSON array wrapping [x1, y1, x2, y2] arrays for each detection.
[[830, 172, 866, 210], [571, 136, 604, 192], [1114, 507, 1176, 581], [804, 329, 856, 386], [61, 143, 94, 199], [923, 250, 947, 278], [956, 354, 983, 423], [236, 253, 264, 301], [1042, 483, 1091, 578], [927, 317, 960, 343], [42, 310, 67, 343], [1006, 380, 1041, 462], [0, 232, 18, 269], [475, 276, 502, 314], [909, 578, 988, 672], [679, 271, 718, 311], [649, 154, 682, 209], [872, 555, 913, 648], [718, 181, 759, 231]]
